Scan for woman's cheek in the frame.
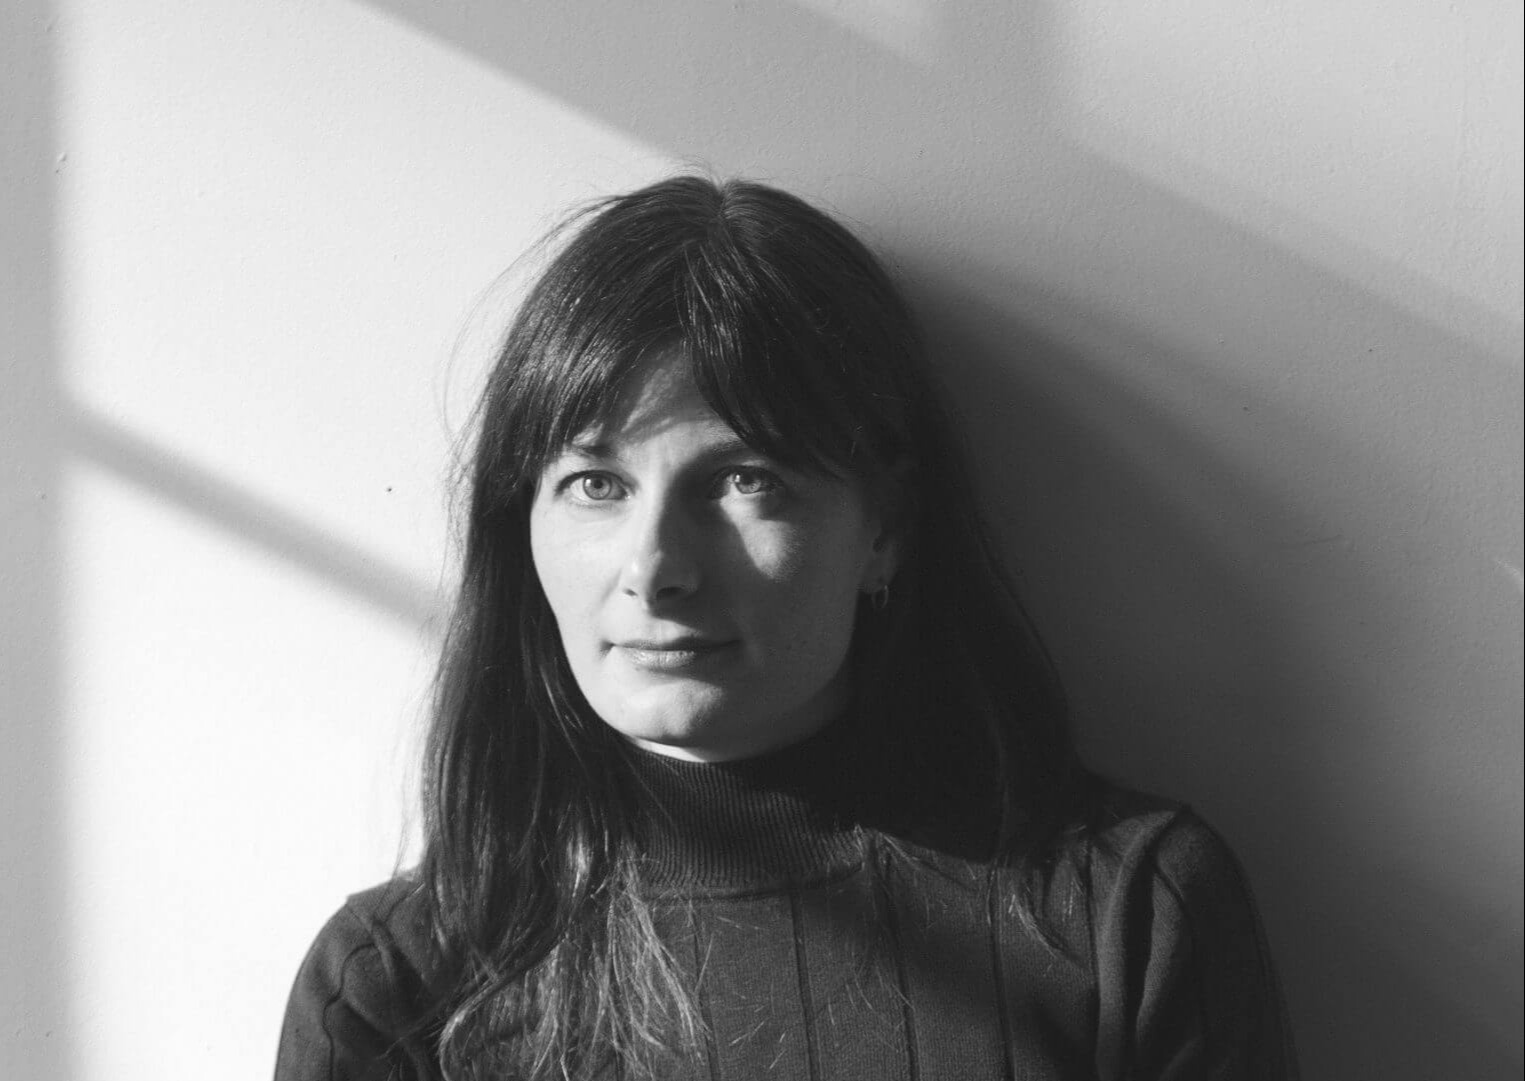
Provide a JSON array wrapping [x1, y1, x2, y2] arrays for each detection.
[[735, 522, 810, 593], [534, 520, 604, 625]]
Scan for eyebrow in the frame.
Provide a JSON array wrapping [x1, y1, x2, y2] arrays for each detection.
[[562, 433, 762, 464]]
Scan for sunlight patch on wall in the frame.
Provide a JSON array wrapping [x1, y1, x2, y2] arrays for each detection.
[[58, 461, 430, 1079]]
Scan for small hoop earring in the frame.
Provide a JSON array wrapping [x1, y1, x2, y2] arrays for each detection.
[[870, 583, 890, 612]]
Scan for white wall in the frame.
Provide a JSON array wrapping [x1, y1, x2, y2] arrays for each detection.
[[1, 1, 1518, 1078]]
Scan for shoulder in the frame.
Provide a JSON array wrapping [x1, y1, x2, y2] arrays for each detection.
[[1082, 785, 1266, 941], [339, 876, 436, 971], [274, 875, 439, 1081], [1079, 784, 1300, 1078], [1086, 785, 1242, 883], [303, 875, 436, 1008]]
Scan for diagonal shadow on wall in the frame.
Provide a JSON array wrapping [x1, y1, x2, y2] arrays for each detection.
[[65, 406, 440, 626]]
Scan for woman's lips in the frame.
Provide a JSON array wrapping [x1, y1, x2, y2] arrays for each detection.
[[614, 640, 736, 671]]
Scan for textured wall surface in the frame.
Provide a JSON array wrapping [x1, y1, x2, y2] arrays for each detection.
[[2, 1, 1520, 1078]]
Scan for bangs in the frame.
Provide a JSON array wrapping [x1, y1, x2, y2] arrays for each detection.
[[679, 238, 889, 476]]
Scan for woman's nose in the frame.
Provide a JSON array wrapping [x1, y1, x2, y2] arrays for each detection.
[[618, 496, 702, 607]]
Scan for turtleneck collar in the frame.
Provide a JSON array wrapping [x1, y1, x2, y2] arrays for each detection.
[[622, 717, 867, 892]]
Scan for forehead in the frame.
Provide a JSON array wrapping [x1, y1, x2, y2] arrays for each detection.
[[572, 352, 740, 453]]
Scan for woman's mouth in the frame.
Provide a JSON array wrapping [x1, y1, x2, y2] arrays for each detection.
[[614, 639, 736, 671]]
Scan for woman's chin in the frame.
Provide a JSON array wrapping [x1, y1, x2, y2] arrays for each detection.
[[603, 704, 831, 764], [604, 706, 740, 762], [589, 672, 849, 762]]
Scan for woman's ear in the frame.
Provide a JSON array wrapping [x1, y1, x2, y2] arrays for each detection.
[[860, 532, 903, 596], [859, 457, 913, 593]]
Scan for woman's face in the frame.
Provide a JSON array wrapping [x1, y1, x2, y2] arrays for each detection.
[[529, 353, 897, 762]]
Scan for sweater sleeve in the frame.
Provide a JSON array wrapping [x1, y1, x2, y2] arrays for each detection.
[[273, 886, 437, 1081], [1092, 809, 1299, 1081]]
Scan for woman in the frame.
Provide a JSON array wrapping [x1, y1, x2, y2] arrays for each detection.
[[275, 176, 1298, 1080]]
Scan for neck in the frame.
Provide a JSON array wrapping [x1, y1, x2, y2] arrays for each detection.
[[621, 718, 865, 890]]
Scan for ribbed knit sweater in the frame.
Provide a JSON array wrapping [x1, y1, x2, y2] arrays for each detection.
[[274, 729, 1298, 1080]]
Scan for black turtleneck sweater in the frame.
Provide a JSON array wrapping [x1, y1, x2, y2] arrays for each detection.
[[274, 729, 1298, 1080]]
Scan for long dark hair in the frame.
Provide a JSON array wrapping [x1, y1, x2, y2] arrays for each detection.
[[419, 176, 1090, 1079]]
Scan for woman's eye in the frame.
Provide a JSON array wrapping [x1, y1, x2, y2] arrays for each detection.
[[722, 468, 780, 497], [569, 473, 625, 502]]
